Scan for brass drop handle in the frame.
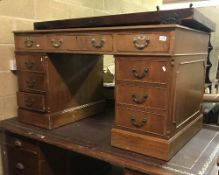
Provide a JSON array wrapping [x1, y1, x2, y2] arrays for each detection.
[[14, 140, 22, 147], [132, 68, 149, 79], [132, 94, 148, 104], [16, 162, 24, 170], [51, 38, 63, 48], [24, 98, 35, 107], [24, 37, 34, 48], [131, 116, 147, 128], [91, 37, 105, 48], [133, 35, 150, 50], [26, 79, 36, 88], [24, 61, 35, 70]]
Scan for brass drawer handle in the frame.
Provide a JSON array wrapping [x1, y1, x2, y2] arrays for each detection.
[[51, 38, 63, 48], [133, 35, 150, 50], [26, 79, 36, 88], [131, 117, 147, 128], [16, 162, 24, 170], [14, 140, 22, 147], [132, 94, 148, 104], [91, 37, 105, 48], [132, 68, 149, 79], [24, 37, 34, 48], [24, 97, 36, 107], [24, 61, 35, 70]]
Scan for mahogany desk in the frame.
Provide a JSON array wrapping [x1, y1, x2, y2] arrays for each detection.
[[1, 105, 219, 175], [3, 8, 217, 174]]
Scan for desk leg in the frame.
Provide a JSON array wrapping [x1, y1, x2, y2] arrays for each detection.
[[124, 169, 147, 175]]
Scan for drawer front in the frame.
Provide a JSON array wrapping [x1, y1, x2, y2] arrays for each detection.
[[116, 57, 169, 84], [5, 132, 39, 154], [116, 106, 165, 135], [66, 34, 113, 52], [18, 72, 46, 92], [116, 83, 167, 110], [15, 35, 45, 50], [16, 54, 46, 72], [46, 34, 69, 50], [114, 33, 170, 53], [7, 146, 39, 175], [17, 92, 46, 112]]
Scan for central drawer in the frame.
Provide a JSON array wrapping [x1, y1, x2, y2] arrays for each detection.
[[116, 83, 167, 110], [116, 57, 169, 84], [67, 34, 113, 52], [116, 106, 165, 136], [17, 92, 46, 112], [18, 72, 46, 92]]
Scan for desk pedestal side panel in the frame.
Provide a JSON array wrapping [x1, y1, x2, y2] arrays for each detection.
[[15, 53, 105, 129], [111, 29, 209, 160]]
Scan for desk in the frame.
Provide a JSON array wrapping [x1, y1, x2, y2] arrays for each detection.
[[1, 106, 219, 175], [10, 8, 215, 168]]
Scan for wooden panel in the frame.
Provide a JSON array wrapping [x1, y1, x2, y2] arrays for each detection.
[[116, 83, 167, 110], [18, 100, 106, 129], [115, 106, 165, 136], [46, 54, 104, 112], [116, 57, 169, 84], [17, 92, 46, 112], [15, 35, 46, 50], [114, 32, 170, 53], [66, 34, 113, 52], [173, 57, 205, 129], [18, 72, 46, 92], [16, 54, 46, 73]]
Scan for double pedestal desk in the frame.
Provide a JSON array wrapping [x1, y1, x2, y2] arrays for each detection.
[[1, 9, 215, 175]]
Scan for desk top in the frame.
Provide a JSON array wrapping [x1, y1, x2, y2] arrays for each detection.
[[34, 8, 215, 32], [2, 106, 219, 175]]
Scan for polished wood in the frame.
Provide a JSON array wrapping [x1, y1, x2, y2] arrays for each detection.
[[14, 24, 209, 158], [112, 114, 202, 160], [33, 8, 215, 32], [110, 25, 208, 160], [15, 51, 105, 129]]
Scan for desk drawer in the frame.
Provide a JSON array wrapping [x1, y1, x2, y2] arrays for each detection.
[[46, 34, 69, 50], [116, 83, 167, 110], [5, 132, 39, 154], [16, 54, 46, 73], [15, 35, 45, 50], [7, 146, 39, 175], [114, 33, 170, 53], [18, 72, 46, 92], [66, 34, 113, 52], [116, 106, 165, 135], [17, 92, 46, 112], [116, 57, 169, 84]]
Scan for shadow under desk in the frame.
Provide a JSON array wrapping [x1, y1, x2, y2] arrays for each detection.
[[1, 106, 219, 175]]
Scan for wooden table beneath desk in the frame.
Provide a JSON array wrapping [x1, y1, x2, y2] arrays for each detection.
[[1, 107, 219, 175]]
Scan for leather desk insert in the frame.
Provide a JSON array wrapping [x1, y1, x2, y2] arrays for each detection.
[[14, 24, 209, 160]]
